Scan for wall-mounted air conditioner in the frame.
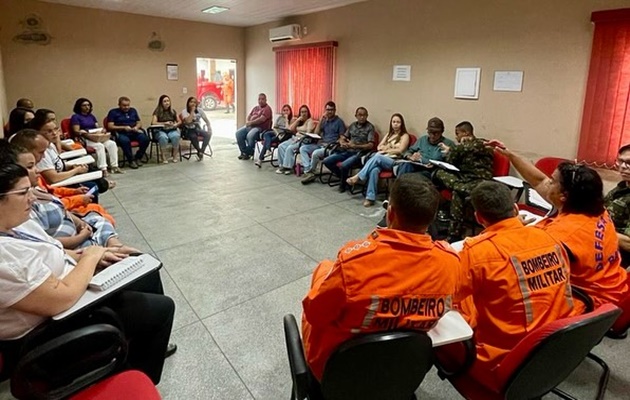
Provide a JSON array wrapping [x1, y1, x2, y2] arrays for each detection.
[[269, 24, 301, 43]]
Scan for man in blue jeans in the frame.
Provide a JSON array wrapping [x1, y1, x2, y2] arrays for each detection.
[[319, 107, 374, 192], [106, 97, 150, 169], [300, 101, 346, 185], [235, 93, 273, 160]]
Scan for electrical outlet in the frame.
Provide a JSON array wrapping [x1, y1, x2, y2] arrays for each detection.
[[183, 87, 188, 94]]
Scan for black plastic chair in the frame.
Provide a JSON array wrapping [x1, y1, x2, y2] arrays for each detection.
[[283, 314, 433, 400]]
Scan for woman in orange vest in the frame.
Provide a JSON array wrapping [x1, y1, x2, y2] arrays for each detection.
[[489, 140, 628, 313]]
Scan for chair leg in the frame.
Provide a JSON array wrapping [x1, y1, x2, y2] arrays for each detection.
[[550, 352, 610, 400], [551, 388, 578, 400]]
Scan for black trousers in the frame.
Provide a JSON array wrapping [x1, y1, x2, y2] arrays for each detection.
[[0, 270, 175, 385], [184, 127, 211, 154]]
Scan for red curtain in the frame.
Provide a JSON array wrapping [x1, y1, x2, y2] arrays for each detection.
[[577, 9, 630, 166], [274, 42, 337, 119]]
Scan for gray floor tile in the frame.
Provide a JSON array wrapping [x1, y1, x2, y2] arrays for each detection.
[[157, 224, 315, 319], [129, 198, 252, 252], [203, 276, 310, 400], [158, 322, 253, 400], [263, 204, 376, 261], [160, 268, 200, 332]]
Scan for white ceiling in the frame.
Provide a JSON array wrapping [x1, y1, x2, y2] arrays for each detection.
[[38, 0, 369, 27]]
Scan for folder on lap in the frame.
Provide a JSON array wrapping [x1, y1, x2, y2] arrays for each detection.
[[50, 170, 103, 187], [59, 149, 87, 160], [64, 155, 95, 166]]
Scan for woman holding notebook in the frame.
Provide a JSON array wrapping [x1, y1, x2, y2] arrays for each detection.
[[71, 97, 122, 175], [0, 161, 175, 384]]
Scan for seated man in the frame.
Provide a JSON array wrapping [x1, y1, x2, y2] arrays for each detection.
[[319, 107, 375, 192], [433, 121, 494, 242], [302, 174, 460, 380], [235, 93, 272, 160], [299, 101, 345, 181], [446, 181, 574, 388], [397, 117, 455, 179], [106, 96, 150, 169], [605, 144, 630, 267]]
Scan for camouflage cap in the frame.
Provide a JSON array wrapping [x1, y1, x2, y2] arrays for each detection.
[[427, 117, 444, 133]]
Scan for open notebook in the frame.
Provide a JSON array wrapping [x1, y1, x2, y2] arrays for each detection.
[[54, 254, 162, 320], [59, 149, 87, 160], [64, 155, 95, 166]]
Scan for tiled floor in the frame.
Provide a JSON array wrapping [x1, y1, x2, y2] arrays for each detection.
[[1, 137, 630, 399]]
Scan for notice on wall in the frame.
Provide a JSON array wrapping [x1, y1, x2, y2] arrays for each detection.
[[393, 65, 411, 81], [454, 68, 481, 99], [493, 71, 524, 92]]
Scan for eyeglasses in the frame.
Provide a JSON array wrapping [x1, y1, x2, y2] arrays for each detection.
[[1, 186, 36, 197], [617, 159, 630, 168]]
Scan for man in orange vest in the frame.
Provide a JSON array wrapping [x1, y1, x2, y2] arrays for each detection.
[[446, 181, 574, 390], [301, 174, 461, 381]]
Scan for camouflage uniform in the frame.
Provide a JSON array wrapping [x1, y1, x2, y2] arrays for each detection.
[[434, 138, 494, 237], [604, 181, 630, 266]]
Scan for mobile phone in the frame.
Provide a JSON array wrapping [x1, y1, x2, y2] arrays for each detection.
[[86, 186, 98, 196]]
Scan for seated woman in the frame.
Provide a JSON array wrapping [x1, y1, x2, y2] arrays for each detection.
[[31, 108, 81, 151], [71, 98, 122, 175], [6, 143, 132, 253], [255, 104, 294, 168], [275, 104, 314, 175], [152, 94, 182, 164], [492, 141, 629, 313], [8, 107, 34, 136], [347, 113, 411, 207], [180, 97, 212, 161], [0, 163, 175, 384]]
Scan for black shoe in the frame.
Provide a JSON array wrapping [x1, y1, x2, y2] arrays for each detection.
[[238, 154, 245, 160], [338, 185, 347, 193], [606, 329, 628, 339], [165, 343, 178, 359], [129, 160, 139, 169], [241, 155, 251, 160]]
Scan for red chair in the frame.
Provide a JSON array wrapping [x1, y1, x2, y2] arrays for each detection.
[[70, 370, 161, 400], [105, 117, 150, 166], [609, 275, 630, 338], [442, 304, 621, 400], [320, 131, 381, 187], [62, 117, 96, 155]]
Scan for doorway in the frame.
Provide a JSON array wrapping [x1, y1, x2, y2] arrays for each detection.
[[196, 58, 236, 139]]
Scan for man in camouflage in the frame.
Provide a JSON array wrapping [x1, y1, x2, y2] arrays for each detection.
[[433, 121, 494, 241], [604, 144, 630, 267]]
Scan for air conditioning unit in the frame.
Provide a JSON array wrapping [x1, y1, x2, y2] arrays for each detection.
[[269, 24, 301, 43]]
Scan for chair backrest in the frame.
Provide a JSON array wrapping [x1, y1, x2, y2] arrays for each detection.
[[60, 118, 71, 135], [492, 151, 510, 177], [496, 303, 621, 399], [372, 131, 380, 151], [535, 157, 569, 178], [408, 133, 418, 148], [321, 331, 433, 400]]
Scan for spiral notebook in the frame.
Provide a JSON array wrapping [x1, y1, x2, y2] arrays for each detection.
[[54, 254, 162, 320]]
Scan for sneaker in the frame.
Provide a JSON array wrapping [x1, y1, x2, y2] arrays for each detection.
[[238, 154, 246, 160], [284, 169, 293, 175], [241, 155, 251, 161], [275, 168, 285, 174], [254, 159, 262, 168], [129, 161, 139, 169], [111, 167, 124, 174], [301, 172, 317, 185]]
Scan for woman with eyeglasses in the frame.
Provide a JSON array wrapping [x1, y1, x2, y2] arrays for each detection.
[[0, 161, 175, 384], [489, 141, 628, 313], [255, 104, 295, 168]]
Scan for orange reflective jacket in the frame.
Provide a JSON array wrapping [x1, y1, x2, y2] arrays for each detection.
[[302, 228, 460, 380], [538, 211, 628, 310], [455, 217, 574, 380]]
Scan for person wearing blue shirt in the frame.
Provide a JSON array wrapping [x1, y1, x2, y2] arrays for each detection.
[[299, 101, 345, 178], [396, 117, 455, 179], [106, 97, 150, 169]]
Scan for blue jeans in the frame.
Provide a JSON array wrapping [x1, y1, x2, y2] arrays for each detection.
[[155, 130, 180, 148], [115, 130, 150, 162], [323, 151, 361, 190], [259, 130, 277, 160], [396, 162, 433, 180], [235, 126, 261, 156], [357, 154, 395, 201], [278, 139, 300, 169], [300, 144, 323, 172]]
